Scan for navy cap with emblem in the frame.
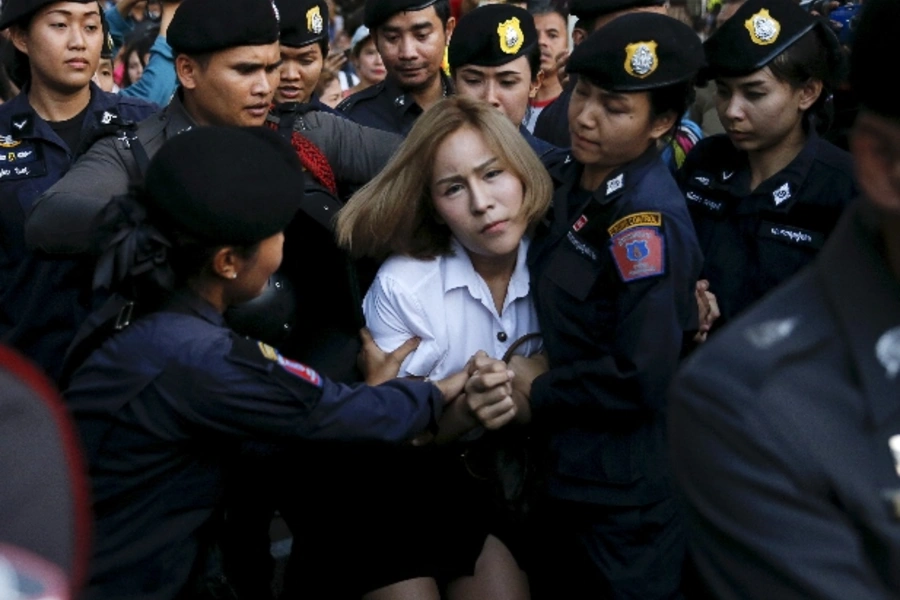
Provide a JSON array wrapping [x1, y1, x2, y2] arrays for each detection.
[[567, 12, 704, 92], [569, 0, 666, 20], [448, 4, 536, 72], [850, 0, 900, 122], [364, 0, 439, 29], [703, 0, 819, 78], [144, 127, 304, 246], [0, 0, 98, 30], [167, 0, 280, 56], [276, 0, 329, 48]]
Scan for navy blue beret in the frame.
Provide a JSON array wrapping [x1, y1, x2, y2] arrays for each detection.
[[168, 0, 280, 56], [449, 4, 537, 71]]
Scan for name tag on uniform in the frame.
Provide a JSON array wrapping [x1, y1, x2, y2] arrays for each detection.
[[0, 141, 45, 181], [758, 221, 824, 250]]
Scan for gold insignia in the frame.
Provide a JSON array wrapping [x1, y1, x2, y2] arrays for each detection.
[[497, 17, 525, 55], [608, 212, 663, 236], [307, 6, 324, 35], [0, 136, 21, 149], [258, 342, 279, 361], [624, 41, 658, 79], [745, 9, 780, 45]]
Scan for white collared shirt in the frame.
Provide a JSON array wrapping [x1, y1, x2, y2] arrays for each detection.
[[363, 237, 541, 379]]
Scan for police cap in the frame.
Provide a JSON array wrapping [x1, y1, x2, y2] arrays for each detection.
[[569, 0, 666, 20], [276, 0, 329, 48], [567, 12, 704, 92], [0, 0, 97, 31], [850, 0, 900, 121], [448, 4, 536, 72], [703, 0, 817, 78], [167, 0, 280, 56], [144, 127, 304, 246], [364, 0, 439, 29]]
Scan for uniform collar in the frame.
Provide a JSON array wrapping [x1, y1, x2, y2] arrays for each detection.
[[552, 144, 660, 208], [162, 92, 199, 138], [166, 290, 227, 328], [382, 72, 453, 117], [443, 237, 531, 309], [816, 201, 900, 427]]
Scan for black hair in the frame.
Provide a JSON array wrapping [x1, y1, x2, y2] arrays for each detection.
[[526, 42, 541, 82], [529, 0, 569, 21], [316, 37, 330, 59], [167, 233, 260, 286], [0, 36, 20, 99], [434, 0, 451, 27], [649, 80, 696, 139], [120, 31, 157, 87]]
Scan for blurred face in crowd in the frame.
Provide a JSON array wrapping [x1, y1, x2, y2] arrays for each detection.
[[454, 56, 539, 127], [534, 11, 567, 78], [852, 112, 900, 217], [177, 42, 281, 127], [10, 2, 104, 93], [276, 42, 325, 104], [317, 75, 343, 107], [126, 49, 147, 85], [374, 6, 454, 92], [353, 38, 386, 86], [93, 56, 115, 91]]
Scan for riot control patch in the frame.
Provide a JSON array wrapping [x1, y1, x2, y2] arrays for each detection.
[[609, 219, 666, 283]]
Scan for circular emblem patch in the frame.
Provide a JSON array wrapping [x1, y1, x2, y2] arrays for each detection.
[[497, 17, 525, 55], [307, 6, 324, 34], [745, 9, 781, 45], [624, 41, 658, 79]]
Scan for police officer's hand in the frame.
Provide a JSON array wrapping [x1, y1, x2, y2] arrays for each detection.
[[464, 351, 517, 430], [325, 50, 348, 74], [507, 353, 548, 424], [358, 327, 420, 385], [694, 279, 721, 343]]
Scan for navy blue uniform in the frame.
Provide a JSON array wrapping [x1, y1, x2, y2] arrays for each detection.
[[0, 84, 156, 380], [527, 148, 703, 598], [678, 132, 856, 327], [670, 201, 900, 598], [532, 83, 572, 148], [65, 291, 443, 600], [337, 74, 452, 135]]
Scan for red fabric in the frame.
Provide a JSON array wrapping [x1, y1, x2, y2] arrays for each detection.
[[266, 121, 338, 195]]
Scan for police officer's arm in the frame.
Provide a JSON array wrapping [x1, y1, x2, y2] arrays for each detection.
[[669, 358, 896, 600], [299, 111, 402, 187], [25, 136, 135, 255]]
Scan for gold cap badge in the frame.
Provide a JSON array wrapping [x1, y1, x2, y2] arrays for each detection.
[[307, 6, 324, 35], [624, 41, 658, 79], [497, 17, 525, 55], [745, 9, 780, 45]]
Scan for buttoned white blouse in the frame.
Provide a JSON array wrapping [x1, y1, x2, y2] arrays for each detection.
[[363, 237, 542, 380]]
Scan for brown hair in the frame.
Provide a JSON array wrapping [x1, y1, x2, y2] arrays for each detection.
[[335, 95, 553, 260]]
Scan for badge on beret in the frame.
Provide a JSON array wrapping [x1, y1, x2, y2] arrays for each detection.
[[624, 41, 658, 79], [745, 8, 780, 46], [307, 6, 324, 35], [497, 17, 525, 55]]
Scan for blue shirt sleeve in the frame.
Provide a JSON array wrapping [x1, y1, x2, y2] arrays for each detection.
[[120, 37, 177, 106]]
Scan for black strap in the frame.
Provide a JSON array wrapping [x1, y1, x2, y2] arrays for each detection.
[[59, 294, 135, 390]]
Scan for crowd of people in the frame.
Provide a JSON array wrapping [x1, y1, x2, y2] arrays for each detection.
[[1, 0, 898, 599]]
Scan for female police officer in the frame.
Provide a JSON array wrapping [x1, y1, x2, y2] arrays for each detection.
[[516, 13, 705, 599], [679, 0, 856, 328], [63, 127, 472, 600]]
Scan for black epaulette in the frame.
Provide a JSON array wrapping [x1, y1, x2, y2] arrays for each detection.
[[336, 81, 384, 113]]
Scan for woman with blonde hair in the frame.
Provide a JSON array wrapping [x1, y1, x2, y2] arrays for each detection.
[[335, 94, 552, 599]]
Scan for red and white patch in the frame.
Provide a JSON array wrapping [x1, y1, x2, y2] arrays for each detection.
[[277, 355, 322, 388], [573, 214, 589, 232], [609, 227, 666, 282]]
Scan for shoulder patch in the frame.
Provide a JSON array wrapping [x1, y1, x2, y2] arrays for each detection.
[[607, 212, 662, 237], [609, 226, 666, 282], [228, 336, 323, 389]]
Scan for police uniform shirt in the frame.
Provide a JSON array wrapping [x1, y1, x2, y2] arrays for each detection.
[[669, 201, 900, 598], [65, 290, 443, 600], [532, 82, 573, 148], [528, 147, 703, 506], [364, 237, 541, 380], [337, 73, 453, 136], [0, 83, 156, 379], [679, 131, 857, 326]]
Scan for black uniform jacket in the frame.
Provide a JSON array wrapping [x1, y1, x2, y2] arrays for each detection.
[[670, 201, 900, 599], [528, 147, 703, 507], [678, 132, 857, 326], [337, 73, 453, 135]]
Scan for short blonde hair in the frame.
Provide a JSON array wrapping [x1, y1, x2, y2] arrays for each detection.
[[336, 95, 553, 260]]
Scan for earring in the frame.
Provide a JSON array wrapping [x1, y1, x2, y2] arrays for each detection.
[[231, 273, 238, 279]]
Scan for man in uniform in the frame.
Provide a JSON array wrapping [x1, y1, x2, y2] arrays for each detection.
[[337, 0, 455, 135], [669, 0, 900, 596], [272, 0, 332, 117]]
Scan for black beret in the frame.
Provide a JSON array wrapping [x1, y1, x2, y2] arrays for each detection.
[[168, 0, 280, 56], [448, 4, 536, 71], [276, 0, 329, 48], [0, 0, 97, 30], [144, 127, 305, 246], [851, 0, 900, 121], [569, 0, 665, 20], [364, 0, 438, 29], [567, 12, 703, 92], [703, 0, 818, 78]]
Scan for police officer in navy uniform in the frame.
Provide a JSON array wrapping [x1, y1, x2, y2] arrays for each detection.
[[678, 0, 856, 330], [65, 126, 471, 600], [0, 0, 156, 381], [670, 1, 900, 596], [532, 0, 667, 149], [337, 0, 455, 135], [520, 13, 704, 598]]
